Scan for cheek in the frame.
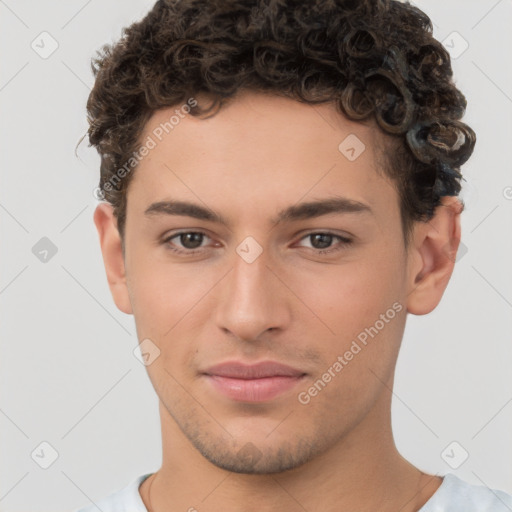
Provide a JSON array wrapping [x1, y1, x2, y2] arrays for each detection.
[[127, 250, 201, 327], [293, 260, 406, 417], [291, 254, 402, 330], [127, 260, 203, 381], [287, 251, 407, 384]]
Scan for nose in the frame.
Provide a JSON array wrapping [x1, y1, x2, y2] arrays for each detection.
[[213, 247, 291, 343]]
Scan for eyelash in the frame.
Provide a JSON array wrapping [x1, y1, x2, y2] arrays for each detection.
[[162, 231, 353, 256]]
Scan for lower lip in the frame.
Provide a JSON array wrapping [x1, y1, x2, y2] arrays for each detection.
[[205, 375, 305, 402]]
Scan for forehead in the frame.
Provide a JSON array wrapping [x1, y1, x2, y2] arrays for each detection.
[[128, 91, 398, 225], [140, 90, 381, 161]]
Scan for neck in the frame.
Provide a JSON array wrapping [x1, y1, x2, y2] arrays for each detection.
[[141, 385, 442, 512]]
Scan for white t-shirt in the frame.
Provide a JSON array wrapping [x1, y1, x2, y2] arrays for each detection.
[[75, 472, 512, 512]]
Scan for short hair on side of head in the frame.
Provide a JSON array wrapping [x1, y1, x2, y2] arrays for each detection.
[[85, 0, 476, 247]]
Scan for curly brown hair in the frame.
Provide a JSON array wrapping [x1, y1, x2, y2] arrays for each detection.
[[86, 0, 476, 247]]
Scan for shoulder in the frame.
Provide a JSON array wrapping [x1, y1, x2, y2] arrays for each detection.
[[73, 473, 153, 512], [420, 473, 512, 512]]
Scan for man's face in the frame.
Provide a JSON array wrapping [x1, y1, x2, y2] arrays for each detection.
[[119, 92, 414, 473]]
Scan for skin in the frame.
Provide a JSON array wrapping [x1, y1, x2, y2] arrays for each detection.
[[94, 90, 462, 512]]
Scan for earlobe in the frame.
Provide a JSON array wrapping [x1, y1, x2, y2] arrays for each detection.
[[93, 203, 133, 315], [406, 197, 463, 315]]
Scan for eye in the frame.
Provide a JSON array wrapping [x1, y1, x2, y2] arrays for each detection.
[[163, 231, 212, 254], [296, 232, 353, 254]]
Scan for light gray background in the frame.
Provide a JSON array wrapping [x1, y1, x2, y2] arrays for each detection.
[[1, 1, 511, 511]]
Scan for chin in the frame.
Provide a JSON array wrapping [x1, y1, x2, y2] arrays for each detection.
[[191, 434, 322, 475]]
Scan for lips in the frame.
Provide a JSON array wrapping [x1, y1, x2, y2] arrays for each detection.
[[204, 361, 305, 379], [202, 361, 306, 402]]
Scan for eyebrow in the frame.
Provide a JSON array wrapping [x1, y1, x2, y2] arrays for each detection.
[[144, 196, 373, 226]]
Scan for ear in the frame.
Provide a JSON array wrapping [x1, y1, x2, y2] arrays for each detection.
[[406, 196, 463, 315], [93, 203, 133, 315]]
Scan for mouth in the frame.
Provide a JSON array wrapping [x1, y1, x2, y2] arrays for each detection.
[[202, 361, 307, 403]]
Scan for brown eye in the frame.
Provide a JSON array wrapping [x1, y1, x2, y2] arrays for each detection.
[[163, 231, 212, 254], [178, 232, 205, 249], [296, 232, 353, 254], [309, 233, 334, 249]]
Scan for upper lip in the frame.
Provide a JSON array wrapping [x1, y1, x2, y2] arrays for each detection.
[[203, 361, 306, 379]]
